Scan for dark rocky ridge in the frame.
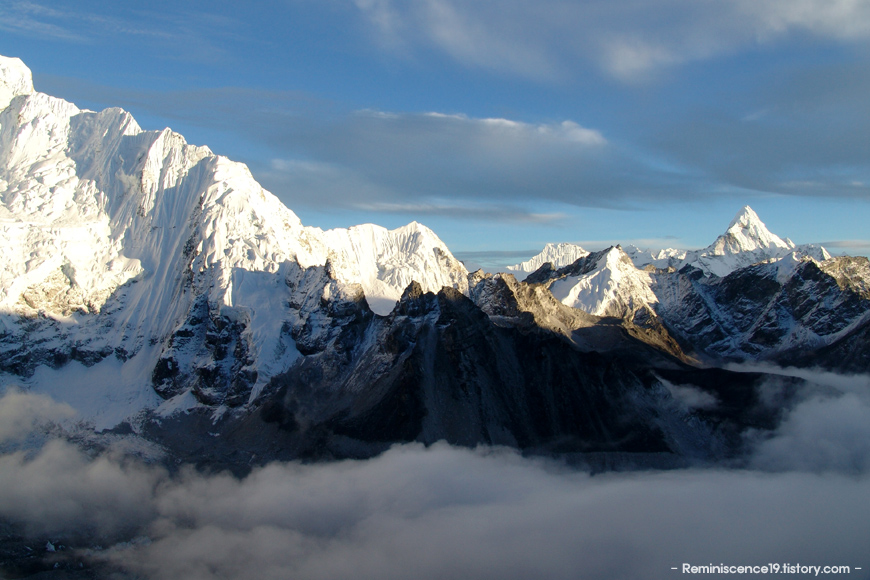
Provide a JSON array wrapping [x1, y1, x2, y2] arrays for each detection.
[[653, 256, 870, 369], [135, 270, 791, 472], [5, 250, 867, 473]]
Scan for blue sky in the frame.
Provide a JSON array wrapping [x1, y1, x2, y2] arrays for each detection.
[[2, 0, 869, 269]]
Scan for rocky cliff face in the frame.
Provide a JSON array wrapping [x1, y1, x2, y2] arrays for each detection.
[[144, 278, 747, 468], [652, 255, 870, 367]]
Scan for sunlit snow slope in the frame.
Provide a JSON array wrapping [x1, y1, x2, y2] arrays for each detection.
[[0, 55, 467, 425], [547, 247, 657, 317], [506, 243, 589, 280]]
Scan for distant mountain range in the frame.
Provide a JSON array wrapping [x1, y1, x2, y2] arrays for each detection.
[[2, 54, 868, 468], [508, 205, 831, 279]]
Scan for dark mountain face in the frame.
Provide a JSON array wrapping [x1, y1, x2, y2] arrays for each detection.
[[311, 284, 671, 453], [100, 250, 869, 473], [135, 270, 795, 472], [652, 257, 870, 371]]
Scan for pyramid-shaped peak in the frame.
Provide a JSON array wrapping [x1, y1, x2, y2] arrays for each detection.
[[681, 205, 797, 276], [0, 55, 34, 110], [727, 205, 764, 231], [720, 205, 791, 251], [723, 205, 793, 249]]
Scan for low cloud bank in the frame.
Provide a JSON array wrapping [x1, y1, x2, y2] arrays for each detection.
[[1, 372, 869, 579], [727, 363, 870, 474], [0, 388, 75, 444], [0, 439, 162, 537]]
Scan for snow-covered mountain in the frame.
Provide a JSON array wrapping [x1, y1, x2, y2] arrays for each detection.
[[504, 206, 864, 367], [505, 242, 589, 280], [680, 206, 830, 277], [616, 207, 829, 274], [652, 253, 870, 366], [0, 55, 466, 426], [526, 246, 658, 318]]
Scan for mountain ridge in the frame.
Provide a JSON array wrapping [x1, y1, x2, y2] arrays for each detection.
[[0, 54, 467, 426], [505, 242, 589, 280], [515, 204, 832, 279]]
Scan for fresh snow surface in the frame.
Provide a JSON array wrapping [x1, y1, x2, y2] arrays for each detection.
[[0, 56, 33, 111], [506, 242, 589, 280], [548, 247, 658, 316], [320, 221, 468, 315], [0, 55, 468, 423], [0, 346, 163, 431]]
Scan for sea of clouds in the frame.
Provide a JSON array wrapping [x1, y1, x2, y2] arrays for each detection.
[[1, 366, 869, 580]]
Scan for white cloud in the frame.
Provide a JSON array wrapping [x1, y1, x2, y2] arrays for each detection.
[[0, 388, 76, 444], [1, 386, 870, 579], [660, 379, 719, 411], [44, 62, 870, 219], [751, 392, 870, 473], [351, 0, 870, 81], [743, 0, 870, 40], [0, 438, 163, 535], [254, 109, 644, 216], [50, 447, 870, 579], [723, 364, 870, 474]]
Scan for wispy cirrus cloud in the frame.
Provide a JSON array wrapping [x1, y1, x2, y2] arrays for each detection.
[[0, 1, 171, 42], [0, 0, 241, 63], [0, 1, 88, 41], [350, 0, 870, 82]]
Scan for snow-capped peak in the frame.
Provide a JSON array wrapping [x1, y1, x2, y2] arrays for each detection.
[[0, 52, 468, 424], [723, 205, 792, 252], [726, 205, 759, 230], [682, 206, 799, 277], [545, 246, 658, 317], [623, 244, 687, 269], [506, 242, 589, 280], [318, 220, 468, 315], [0, 55, 34, 110], [0, 54, 466, 324]]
